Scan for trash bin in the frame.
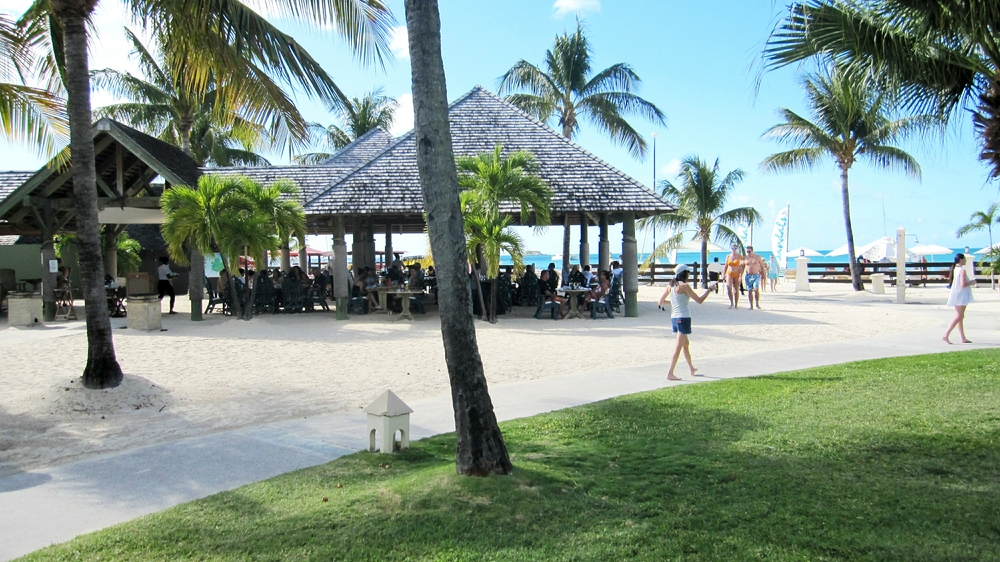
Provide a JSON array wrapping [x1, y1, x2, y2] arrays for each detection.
[[871, 273, 885, 294], [127, 295, 162, 331]]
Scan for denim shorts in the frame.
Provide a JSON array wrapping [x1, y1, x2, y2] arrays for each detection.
[[671, 317, 692, 335]]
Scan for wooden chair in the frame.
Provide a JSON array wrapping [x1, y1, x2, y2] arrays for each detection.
[[54, 283, 77, 321], [254, 275, 277, 314], [534, 298, 560, 319], [283, 280, 304, 313], [204, 278, 226, 314], [349, 286, 369, 314], [607, 276, 623, 314]]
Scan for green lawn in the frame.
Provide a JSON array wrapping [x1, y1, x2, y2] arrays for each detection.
[[22, 350, 1000, 561]]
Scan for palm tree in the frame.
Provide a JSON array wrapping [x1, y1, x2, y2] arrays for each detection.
[[91, 29, 307, 166], [497, 21, 665, 159], [957, 201, 1000, 288], [294, 87, 398, 164], [22, 0, 391, 388], [761, 67, 934, 291], [0, 13, 66, 157], [457, 144, 551, 320], [404, 0, 512, 476], [762, 0, 1000, 181], [650, 156, 760, 288], [463, 213, 525, 323]]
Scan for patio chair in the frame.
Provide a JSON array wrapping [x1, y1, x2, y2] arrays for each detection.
[[590, 291, 614, 320], [518, 272, 540, 307], [310, 286, 330, 311], [283, 280, 304, 313], [607, 276, 623, 314], [204, 278, 226, 314], [409, 295, 426, 314], [534, 298, 560, 319], [349, 286, 368, 314], [254, 275, 276, 314]]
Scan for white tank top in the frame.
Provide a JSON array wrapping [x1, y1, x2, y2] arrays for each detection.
[[670, 285, 692, 318]]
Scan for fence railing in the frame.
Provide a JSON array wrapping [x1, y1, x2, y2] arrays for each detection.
[[805, 261, 995, 285]]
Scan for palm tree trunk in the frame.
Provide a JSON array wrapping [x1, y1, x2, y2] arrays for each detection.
[[55, 2, 123, 389], [489, 277, 497, 324], [839, 166, 863, 291], [701, 236, 709, 288], [405, 0, 511, 476]]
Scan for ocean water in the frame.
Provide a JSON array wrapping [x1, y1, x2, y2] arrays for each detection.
[[501, 249, 972, 273]]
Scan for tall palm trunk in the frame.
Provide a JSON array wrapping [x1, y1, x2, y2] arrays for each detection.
[[700, 236, 709, 288], [54, 1, 123, 389], [975, 79, 1000, 182], [178, 124, 205, 320], [405, 0, 511, 476], [839, 166, 863, 291]]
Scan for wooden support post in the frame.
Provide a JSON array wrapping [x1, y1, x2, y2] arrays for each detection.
[[366, 216, 377, 270], [280, 242, 291, 273], [333, 216, 350, 320], [599, 213, 610, 273], [385, 222, 393, 266], [31, 202, 58, 321], [579, 215, 590, 267], [623, 212, 638, 317], [298, 235, 307, 272], [562, 214, 571, 283]]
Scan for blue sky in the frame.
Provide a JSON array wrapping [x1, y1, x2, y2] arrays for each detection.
[[1, 0, 997, 254]]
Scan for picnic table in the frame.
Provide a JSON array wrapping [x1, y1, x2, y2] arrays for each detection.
[[560, 287, 591, 320]]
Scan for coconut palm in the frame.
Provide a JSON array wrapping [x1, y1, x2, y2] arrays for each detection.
[[0, 13, 66, 157], [497, 21, 665, 160], [294, 87, 398, 164], [19, 0, 391, 388], [90, 29, 309, 166], [405, 0, 511, 476], [650, 156, 760, 288], [762, 0, 1000, 181], [463, 213, 525, 323], [957, 201, 1000, 288], [762, 67, 934, 291]]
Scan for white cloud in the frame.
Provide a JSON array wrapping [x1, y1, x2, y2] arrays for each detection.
[[661, 158, 682, 178], [390, 26, 409, 60], [553, 0, 601, 18], [391, 93, 414, 137]]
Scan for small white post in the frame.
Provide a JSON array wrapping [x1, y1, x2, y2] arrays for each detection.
[[365, 390, 412, 454], [795, 256, 810, 292], [896, 227, 906, 304]]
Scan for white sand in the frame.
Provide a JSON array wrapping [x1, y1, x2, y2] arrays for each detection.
[[1, 283, 997, 475]]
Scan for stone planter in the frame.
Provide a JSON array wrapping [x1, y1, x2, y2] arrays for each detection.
[[8, 292, 42, 327], [127, 295, 162, 332]]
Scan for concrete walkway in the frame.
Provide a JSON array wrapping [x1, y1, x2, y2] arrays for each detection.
[[1, 319, 996, 561]]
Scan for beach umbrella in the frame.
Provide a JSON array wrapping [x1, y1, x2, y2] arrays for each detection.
[[826, 237, 914, 260], [789, 246, 822, 257], [909, 244, 952, 256], [974, 243, 1000, 254], [676, 240, 724, 252]]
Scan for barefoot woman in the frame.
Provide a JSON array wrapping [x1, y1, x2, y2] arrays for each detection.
[[943, 253, 976, 344], [659, 265, 717, 380]]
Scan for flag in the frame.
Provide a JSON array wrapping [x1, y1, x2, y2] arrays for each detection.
[[770, 205, 790, 272]]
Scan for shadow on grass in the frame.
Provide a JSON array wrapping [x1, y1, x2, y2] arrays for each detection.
[[25, 353, 1000, 561]]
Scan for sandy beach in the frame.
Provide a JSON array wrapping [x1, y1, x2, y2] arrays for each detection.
[[1, 282, 997, 476]]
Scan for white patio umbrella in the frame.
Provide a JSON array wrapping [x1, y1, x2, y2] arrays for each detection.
[[789, 246, 823, 257], [974, 243, 1000, 254], [676, 239, 725, 253], [908, 244, 953, 262], [826, 237, 914, 260]]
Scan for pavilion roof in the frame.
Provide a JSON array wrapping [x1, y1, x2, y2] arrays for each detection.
[[303, 86, 674, 224], [206, 128, 394, 202]]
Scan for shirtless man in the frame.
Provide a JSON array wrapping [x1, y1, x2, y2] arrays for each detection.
[[744, 245, 765, 309], [722, 244, 744, 309]]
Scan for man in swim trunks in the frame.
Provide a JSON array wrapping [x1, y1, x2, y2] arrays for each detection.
[[744, 245, 765, 309], [722, 244, 744, 309]]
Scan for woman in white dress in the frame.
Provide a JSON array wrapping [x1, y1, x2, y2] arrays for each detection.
[[658, 265, 717, 380], [943, 253, 976, 344]]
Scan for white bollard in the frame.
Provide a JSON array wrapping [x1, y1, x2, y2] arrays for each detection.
[[870, 273, 885, 294], [795, 257, 810, 292]]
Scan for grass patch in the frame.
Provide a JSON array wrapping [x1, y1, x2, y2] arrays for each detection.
[[21, 350, 1000, 561]]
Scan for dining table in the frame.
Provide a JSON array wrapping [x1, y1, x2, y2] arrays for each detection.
[[560, 287, 591, 319]]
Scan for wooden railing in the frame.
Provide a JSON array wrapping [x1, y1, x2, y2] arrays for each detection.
[[806, 261, 995, 285], [639, 263, 704, 286]]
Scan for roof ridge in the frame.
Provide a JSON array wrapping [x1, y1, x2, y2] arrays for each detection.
[[302, 130, 412, 207]]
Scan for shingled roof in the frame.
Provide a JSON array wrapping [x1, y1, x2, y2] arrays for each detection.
[[304, 86, 674, 223], [207, 128, 395, 202]]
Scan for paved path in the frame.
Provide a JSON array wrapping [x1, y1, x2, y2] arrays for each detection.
[[1, 319, 996, 561]]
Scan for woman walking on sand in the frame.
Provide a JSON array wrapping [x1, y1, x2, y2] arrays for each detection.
[[943, 253, 976, 344], [658, 265, 717, 380]]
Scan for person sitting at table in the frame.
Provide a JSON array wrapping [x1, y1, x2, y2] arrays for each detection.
[[568, 264, 586, 287], [407, 264, 422, 289], [539, 270, 567, 319], [357, 267, 380, 309], [386, 263, 405, 285], [218, 269, 231, 294], [582, 265, 595, 286], [583, 270, 612, 312], [546, 263, 560, 292]]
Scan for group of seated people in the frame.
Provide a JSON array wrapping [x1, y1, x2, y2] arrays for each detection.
[[351, 259, 430, 312], [216, 265, 332, 313], [511, 261, 618, 319]]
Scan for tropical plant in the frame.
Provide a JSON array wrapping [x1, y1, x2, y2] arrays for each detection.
[[90, 28, 306, 166], [161, 175, 304, 320], [405, 0, 512, 476], [761, 66, 934, 291], [762, 0, 1000, 181], [647, 156, 760, 287], [55, 229, 141, 273], [17, 0, 391, 388], [294, 87, 398, 164], [0, 13, 66, 157], [457, 144, 550, 322], [957, 201, 1000, 288], [497, 21, 665, 159]]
